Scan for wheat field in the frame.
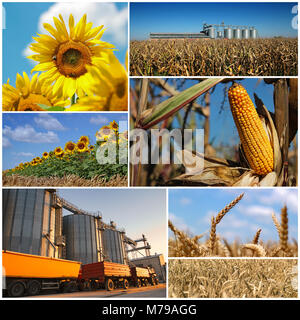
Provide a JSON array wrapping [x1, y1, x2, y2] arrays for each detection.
[[169, 193, 297, 257], [2, 174, 128, 187], [168, 259, 298, 298]]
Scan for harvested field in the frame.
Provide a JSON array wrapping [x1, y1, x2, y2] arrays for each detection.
[[130, 38, 298, 76], [2, 174, 128, 187], [168, 259, 298, 298]]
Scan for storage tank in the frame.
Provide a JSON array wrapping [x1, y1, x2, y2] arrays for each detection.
[[250, 28, 258, 39], [63, 214, 100, 265], [208, 27, 215, 39], [2, 189, 62, 258], [242, 28, 249, 39], [102, 229, 127, 264], [217, 31, 223, 38], [233, 28, 241, 39], [224, 27, 233, 39]]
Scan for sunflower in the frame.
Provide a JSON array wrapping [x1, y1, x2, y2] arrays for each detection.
[[79, 135, 89, 145], [64, 141, 76, 153], [42, 152, 49, 159], [28, 14, 115, 99], [89, 145, 95, 151], [95, 125, 113, 141], [56, 152, 65, 159], [54, 146, 64, 156], [2, 72, 69, 111], [70, 51, 128, 111], [109, 120, 119, 131], [76, 141, 88, 152]]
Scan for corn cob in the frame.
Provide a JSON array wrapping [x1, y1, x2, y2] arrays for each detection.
[[228, 83, 273, 175]]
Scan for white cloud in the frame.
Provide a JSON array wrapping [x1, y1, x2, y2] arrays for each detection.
[[23, 2, 128, 59], [3, 125, 59, 143], [90, 115, 109, 125], [259, 189, 298, 213], [169, 213, 195, 235], [179, 197, 192, 205], [34, 114, 65, 131], [13, 152, 34, 157], [3, 137, 11, 148]]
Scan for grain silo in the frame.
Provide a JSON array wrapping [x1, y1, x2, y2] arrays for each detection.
[[233, 28, 242, 39], [250, 28, 258, 39], [224, 27, 233, 39], [242, 28, 250, 39], [2, 189, 64, 258], [63, 214, 128, 265]]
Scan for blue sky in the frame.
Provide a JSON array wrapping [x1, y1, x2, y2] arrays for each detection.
[[2, 2, 128, 84], [130, 2, 298, 40], [130, 78, 278, 150], [169, 189, 298, 243], [58, 189, 167, 258], [2, 113, 128, 170]]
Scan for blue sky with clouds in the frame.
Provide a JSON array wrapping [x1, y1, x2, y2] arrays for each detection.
[[58, 188, 167, 258], [3, 2, 128, 84], [130, 2, 298, 40], [2, 113, 128, 170], [169, 189, 298, 243]]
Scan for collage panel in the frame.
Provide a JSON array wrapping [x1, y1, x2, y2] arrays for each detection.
[[130, 2, 297, 77], [2, 188, 167, 298], [2, 113, 128, 187], [2, 2, 128, 112], [168, 259, 298, 298], [168, 188, 298, 258], [130, 78, 297, 187]]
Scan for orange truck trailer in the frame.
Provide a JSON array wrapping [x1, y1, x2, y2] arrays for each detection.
[[2, 250, 81, 297], [130, 266, 159, 287], [79, 261, 132, 291]]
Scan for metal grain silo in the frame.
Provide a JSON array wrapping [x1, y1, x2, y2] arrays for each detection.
[[242, 29, 249, 39], [250, 28, 258, 39], [2, 189, 61, 258], [217, 31, 223, 38], [224, 27, 233, 39], [208, 27, 215, 39], [63, 214, 101, 264], [101, 228, 127, 265], [233, 28, 241, 39]]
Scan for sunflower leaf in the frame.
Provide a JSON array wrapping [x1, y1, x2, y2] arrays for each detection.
[[37, 104, 66, 111]]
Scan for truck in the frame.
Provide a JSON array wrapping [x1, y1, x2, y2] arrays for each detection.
[[79, 261, 132, 291], [2, 250, 81, 297], [130, 266, 159, 287]]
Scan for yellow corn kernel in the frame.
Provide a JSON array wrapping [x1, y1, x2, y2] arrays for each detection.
[[228, 83, 273, 175]]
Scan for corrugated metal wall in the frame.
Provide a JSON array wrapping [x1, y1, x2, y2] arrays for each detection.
[[63, 214, 99, 264], [101, 229, 126, 264], [2, 189, 57, 257]]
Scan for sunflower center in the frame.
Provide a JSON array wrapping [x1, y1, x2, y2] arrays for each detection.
[[56, 41, 92, 78], [18, 94, 51, 111], [63, 49, 82, 66]]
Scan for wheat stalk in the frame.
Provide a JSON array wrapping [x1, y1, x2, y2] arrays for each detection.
[[242, 244, 267, 257], [252, 228, 262, 244], [215, 193, 244, 224]]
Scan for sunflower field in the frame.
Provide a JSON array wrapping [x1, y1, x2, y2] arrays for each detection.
[[2, 13, 128, 111], [4, 121, 128, 186]]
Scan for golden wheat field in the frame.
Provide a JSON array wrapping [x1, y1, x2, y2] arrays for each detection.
[[168, 259, 298, 298], [2, 174, 128, 187], [130, 38, 298, 76], [169, 193, 297, 257]]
